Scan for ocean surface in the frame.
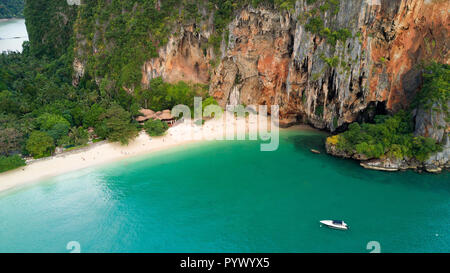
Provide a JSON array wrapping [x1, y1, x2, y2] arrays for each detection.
[[0, 19, 28, 53], [0, 130, 449, 253]]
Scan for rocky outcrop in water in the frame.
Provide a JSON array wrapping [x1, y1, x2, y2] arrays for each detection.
[[325, 98, 450, 172], [324, 138, 439, 173], [413, 100, 450, 171]]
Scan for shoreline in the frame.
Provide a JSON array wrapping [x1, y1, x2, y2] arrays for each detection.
[[283, 124, 329, 134], [0, 125, 206, 194], [0, 18, 24, 22], [0, 118, 318, 194]]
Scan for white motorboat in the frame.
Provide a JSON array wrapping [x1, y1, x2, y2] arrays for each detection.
[[320, 220, 349, 230]]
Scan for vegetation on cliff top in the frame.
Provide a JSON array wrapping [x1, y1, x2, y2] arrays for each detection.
[[74, 0, 298, 90], [135, 77, 208, 112], [0, 0, 24, 19], [24, 0, 77, 58], [412, 62, 449, 118], [327, 63, 449, 162], [328, 111, 441, 162], [302, 0, 351, 45]]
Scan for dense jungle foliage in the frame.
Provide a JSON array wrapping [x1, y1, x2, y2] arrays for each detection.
[[0, 0, 24, 19]]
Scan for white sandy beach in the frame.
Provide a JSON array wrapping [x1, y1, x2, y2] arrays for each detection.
[[0, 117, 277, 193]]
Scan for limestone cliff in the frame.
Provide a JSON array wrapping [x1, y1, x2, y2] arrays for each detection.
[[71, 0, 449, 162], [413, 99, 450, 171], [142, 23, 215, 86], [24, 0, 77, 58], [112, 0, 448, 131], [209, 0, 448, 130]]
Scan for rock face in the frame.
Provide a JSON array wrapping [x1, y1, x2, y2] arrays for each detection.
[[415, 102, 450, 172], [73, 1, 448, 127], [414, 101, 450, 143], [425, 135, 450, 171], [414, 101, 450, 171], [141, 23, 215, 87], [360, 159, 412, 172], [73, 1, 448, 131], [210, 8, 294, 112], [209, 1, 449, 131], [71, 0, 449, 169]]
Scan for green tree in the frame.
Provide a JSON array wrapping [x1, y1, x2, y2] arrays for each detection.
[[411, 137, 441, 162], [96, 104, 139, 145], [413, 62, 449, 113], [139, 77, 171, 111], [0, 0, 24, 19], [166, 81, 197, 109], [144, 119, 169, 137], [68, 127, 89, 146], [46, 122, 70, 142], [334, 110, 441, 162], [36, 113, 70, 142], [202, 97, 219, 110], [0, 155, 26, 173], [135, 87, 154, 109], [0, 127, 23, 156], [36, 113, 70, 131], [83, 103, 106, 128], [26, 131, 55, 158], [0, 90, 19, 114]]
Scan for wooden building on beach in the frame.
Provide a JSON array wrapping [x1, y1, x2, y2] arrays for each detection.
[[136, 109, 176, 126]]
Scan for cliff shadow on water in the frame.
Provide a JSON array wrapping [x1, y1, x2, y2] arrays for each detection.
[[287, 133, 328, 154], [284, 131, 450, 193]]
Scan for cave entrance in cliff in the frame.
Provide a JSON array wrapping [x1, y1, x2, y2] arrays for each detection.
[[375, 101, 388, 116], [357, 101, 388, 124]]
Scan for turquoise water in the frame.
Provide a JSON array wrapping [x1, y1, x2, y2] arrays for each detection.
[[0, 19, 28, 53], [0, 130, 449, 253]]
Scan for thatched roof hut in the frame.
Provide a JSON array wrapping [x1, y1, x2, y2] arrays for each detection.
[[136, 108, 175, 125], [140, 109, 156, 118], [136, 116, 148, 122], [136, 108, 156, 123], [158, 110, 173, 121]]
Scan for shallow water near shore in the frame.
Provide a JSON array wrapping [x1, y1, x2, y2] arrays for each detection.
[[0, 130, 449, 253]]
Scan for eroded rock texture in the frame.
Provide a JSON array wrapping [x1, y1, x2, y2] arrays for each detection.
[[142, 24, 214, 86], [126, 1, 449, 131], [210, 0, 448, 131], [73, 0, 448, 132]]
